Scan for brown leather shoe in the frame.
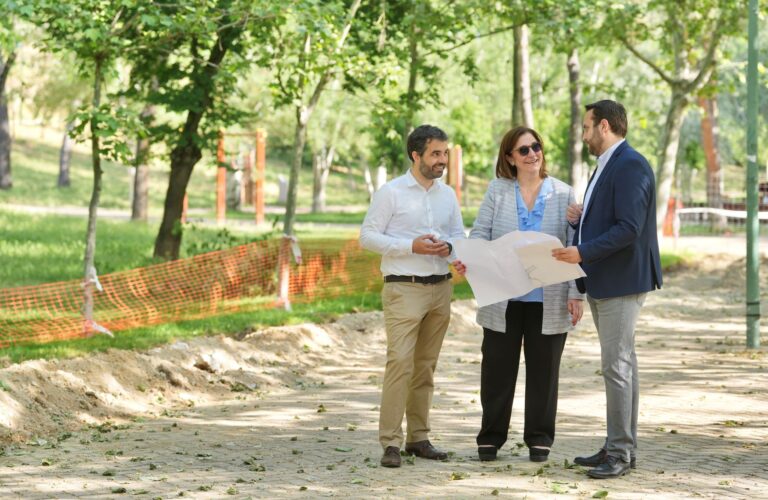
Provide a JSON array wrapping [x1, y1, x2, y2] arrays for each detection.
[[380, 446, 401, 468], [405, 440, 448, 460]]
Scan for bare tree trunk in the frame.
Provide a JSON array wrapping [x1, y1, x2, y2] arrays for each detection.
[[566, 47, 586, 200], [0, 51, 16, 190], [58, 119, 75, 187], [512, 25, 534, 128], [312, 146, 334, 213], [83, 57, 105, 334], [654, 90, 689, 228]]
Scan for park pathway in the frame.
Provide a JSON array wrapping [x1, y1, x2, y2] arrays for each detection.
[[1, 238, 767, 499]]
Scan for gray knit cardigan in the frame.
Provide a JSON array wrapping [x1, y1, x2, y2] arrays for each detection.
[[469, 176, 584, 334]]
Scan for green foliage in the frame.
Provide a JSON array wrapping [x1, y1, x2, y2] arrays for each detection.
[[70, 103, 145, 163], [448, 100, 494, 176], [682, 141, 705, 171]]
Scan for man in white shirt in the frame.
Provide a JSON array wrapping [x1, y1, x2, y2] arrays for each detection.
[[360, 124, 465, 468]]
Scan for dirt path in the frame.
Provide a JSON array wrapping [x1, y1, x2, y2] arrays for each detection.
[[1, 237, 767, 499]]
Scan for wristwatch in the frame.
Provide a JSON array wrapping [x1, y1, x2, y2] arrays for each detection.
[[446, 241, 453, 254]]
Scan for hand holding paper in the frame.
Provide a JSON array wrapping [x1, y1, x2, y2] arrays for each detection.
[[453, 231, 586, 307]]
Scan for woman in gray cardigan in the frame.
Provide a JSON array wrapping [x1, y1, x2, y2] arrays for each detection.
[[471, 127, 584, 463]]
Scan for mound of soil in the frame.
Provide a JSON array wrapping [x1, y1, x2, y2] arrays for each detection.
[[0, 309, 389, 444]]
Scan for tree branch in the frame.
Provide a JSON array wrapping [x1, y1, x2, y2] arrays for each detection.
[[620, 37, 676, 86], [423, 24, 517, 57], [685, 17, 725, 93]]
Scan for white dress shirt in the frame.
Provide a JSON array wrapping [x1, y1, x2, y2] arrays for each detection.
[[360, 169, 465, 277], [579, 138, 625, 243]]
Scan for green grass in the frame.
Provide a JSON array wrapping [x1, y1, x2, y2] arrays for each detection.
[[0, 281, 476, 363], [0, 125, 371, 213]]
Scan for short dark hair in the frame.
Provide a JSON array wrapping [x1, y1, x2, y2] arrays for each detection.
[[496, 127, 548, 180], [406, 125, 449, 163], [585, 100, 628, 137]]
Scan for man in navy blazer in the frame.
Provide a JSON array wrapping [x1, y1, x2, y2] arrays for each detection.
[[552, 100, 662, 479]]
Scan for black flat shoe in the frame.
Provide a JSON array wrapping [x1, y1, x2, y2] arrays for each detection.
[[529, 447, 550, 462], [478, 446, 497, 461]]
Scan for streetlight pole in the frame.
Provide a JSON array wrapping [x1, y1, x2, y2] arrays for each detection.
[[745, 0, 761, 348]]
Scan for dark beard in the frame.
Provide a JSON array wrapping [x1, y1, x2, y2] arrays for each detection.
[[420, 163, 445, 180]]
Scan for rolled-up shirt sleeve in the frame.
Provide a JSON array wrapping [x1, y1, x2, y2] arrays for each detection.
[[359, 186, 413, 257]]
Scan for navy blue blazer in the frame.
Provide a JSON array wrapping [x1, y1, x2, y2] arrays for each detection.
[[573, 141, 662, 299]]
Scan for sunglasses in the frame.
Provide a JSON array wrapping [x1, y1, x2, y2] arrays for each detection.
[[513, 143, 542, 156]]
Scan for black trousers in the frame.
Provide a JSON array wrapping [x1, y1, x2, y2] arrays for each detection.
[[476, 301, 567, 450]]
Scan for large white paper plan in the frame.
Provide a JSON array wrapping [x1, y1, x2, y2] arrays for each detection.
[[454, 231, 586, 307]]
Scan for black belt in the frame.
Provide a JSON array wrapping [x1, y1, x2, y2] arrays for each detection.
[[384, 273, 452, 284]]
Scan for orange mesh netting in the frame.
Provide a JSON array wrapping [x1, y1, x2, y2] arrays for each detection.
[[0, 238, 382, 348]]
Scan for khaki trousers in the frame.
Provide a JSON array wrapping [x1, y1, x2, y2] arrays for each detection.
[[379, 280, 452, 450]]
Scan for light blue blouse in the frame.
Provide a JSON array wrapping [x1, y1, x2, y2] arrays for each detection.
[[511, 177, 553, 303]]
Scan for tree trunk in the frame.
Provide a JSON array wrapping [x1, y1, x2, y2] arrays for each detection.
[[83, 58, 104, 334], [512, 25, 534, 128], [698, 95, 727, 229], [132, 100, 154, 221], [153, 28, 240, 260], [131, 140, 151, 221], [566, 47, 586, 200], [0, 51, 15, 190], [58, 120, 75, 187], [312, 146, 334, 213], [154, 138, 202, 259], [284, 107, 309, 236], [654, 90, 689, 229]]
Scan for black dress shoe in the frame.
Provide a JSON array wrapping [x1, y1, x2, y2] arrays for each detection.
[[529, 447, 550, 462], [574, 449, 636, 469], [477, 446, 497, 461], [381, 446, 401, 468], [405, 440, 448, 460], [587, 455, 631, 479]]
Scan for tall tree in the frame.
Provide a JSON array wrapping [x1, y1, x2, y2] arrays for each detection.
[[268, 0, 362, 236], [31, 0, 146, 334], [511, 24, 534, 128], [615, 0, 741, 228], [130, 2, 281, 260], [362, 0, 486, 175], [0, 9, 20, 190], [536, 0, 603, 200], [0, 50, 15, 190]]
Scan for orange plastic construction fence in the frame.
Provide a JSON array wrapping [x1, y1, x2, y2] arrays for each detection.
[[0, 238, 382, 348]]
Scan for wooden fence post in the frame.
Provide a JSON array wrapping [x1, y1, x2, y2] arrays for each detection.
[[449, 144, 463, 206], [254, 129, 266, 225]]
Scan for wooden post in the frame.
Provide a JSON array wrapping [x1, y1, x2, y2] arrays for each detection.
[[449, 144, 463, 206], [216, 131, 226, 225], [254, 129, 266, 225]]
